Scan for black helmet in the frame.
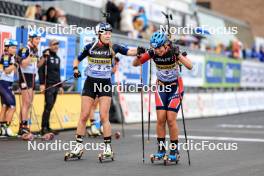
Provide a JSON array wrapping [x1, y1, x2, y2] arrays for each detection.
[[95, 22, 112, 35]]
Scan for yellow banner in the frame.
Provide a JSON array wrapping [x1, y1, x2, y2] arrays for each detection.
[[0, 94, 94, 133]]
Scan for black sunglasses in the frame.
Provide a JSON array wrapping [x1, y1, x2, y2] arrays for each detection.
[[52, 42, 59, 46]]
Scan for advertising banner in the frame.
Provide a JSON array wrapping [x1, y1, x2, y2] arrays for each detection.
[[241, 61, 264, 88], [204, 56, 241, 87]]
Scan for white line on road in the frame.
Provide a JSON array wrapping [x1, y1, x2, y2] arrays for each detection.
[[133, 134, 264, 143], [218, 124, 264, 129]]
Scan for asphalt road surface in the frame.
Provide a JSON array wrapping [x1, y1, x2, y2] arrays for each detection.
[[1, 111, 264, 176]]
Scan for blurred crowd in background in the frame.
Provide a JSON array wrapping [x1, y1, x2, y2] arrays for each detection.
[[24, 4, 68, 26], [21, 1, 264, 63]]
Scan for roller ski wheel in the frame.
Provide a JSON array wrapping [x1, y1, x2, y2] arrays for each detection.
[[87, 132, 101, 138], [64, 150, 84, 161], [21, 133, 34, 141], [163, 154, 180, 166], [150, 152, 166, 164], [98, 152, 114, 163], [41, 133, 55, 141]]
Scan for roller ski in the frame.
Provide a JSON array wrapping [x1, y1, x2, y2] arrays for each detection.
[[39, 128, 55, 141], [0, 123, 17, 137], [150, 151, 166, 163], [64, 142, 84, 161], [98, 144, 114, 163], [18, 125, 35, 141], [36, 132, 55, 141], [164, 152, 180, 165]]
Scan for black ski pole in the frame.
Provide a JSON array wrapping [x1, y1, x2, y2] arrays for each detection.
[[147, 60, 152, 142], [162, 11, 191, 165], [179, 64, 191, 166], [140, 65, 145, 163], [40, 76, 74, 93]]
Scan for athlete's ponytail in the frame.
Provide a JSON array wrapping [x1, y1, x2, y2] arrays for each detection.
[[108, 41, 116, 64]]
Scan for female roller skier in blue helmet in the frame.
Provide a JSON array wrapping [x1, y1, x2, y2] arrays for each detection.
[[133, 31, 192, 163], [0, 39, 19, 137]]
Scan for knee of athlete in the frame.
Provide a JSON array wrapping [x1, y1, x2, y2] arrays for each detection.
[[157, 118, 166, 126], [1, 105, 7, 110], [167, 118, 176, 128], [23, 98, 31, 107], [100, 111, 109, 119], [9, 105, 16, 111]]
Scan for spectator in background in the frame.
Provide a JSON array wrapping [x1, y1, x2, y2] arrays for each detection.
[[25, 5, 36, 20], [242, 43, 248, 59], [205, 45, 212, 53], [132, 7, 149, 38], [259, 45, 264, 62], [106, 0, 120, 29], [141, 23, 157, 40], [215, 43, 225, 55], [251, 45, 258, 58], [42, 7, 57, 23], [136, 7, 148, 32], [232, 39, 241, 59], [56, 8, 68, 26], [191, 41, 200, 50], [133, 18, 144, 38], [35, 4, 43, 20], [120, 6, 137, 38]]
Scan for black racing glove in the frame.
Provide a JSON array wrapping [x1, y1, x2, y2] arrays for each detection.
[[14, 55, 22, 64], [137, 46, 146, 56], [13, 62, 19, 68], [114, 56, 120, 63], [73, 67, 81, 79], [173, 46, 180, 58], [147, 49, 155, 57]]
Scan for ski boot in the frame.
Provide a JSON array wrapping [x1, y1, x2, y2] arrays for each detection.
[[150, 151, 166, 163], [0, 125, 5, 137], [40, 128, 55, 141], [87, 123, 101, 137], [98, 144, 114, 163], [2, 124, 17, 137], [64, 142, 84, 161], [164, 151, 180, 165], [18, 125, 34, 141]]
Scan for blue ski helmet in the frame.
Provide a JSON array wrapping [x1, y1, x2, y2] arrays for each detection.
[[28, 30, 42, 38], [4, 39, 18, 47], [150, 31, 168, 49]]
